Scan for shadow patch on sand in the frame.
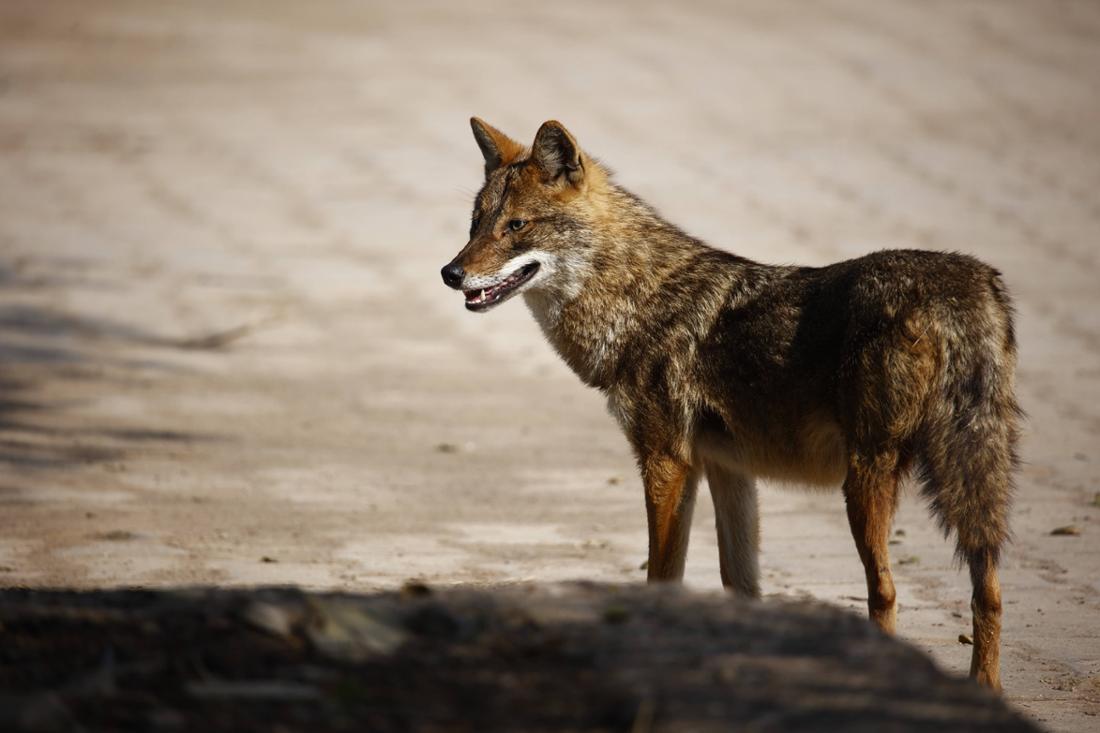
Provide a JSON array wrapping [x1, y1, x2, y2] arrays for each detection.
[[0, 258, 227, 477]]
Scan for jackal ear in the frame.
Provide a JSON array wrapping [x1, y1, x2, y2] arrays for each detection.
[[532, 120, 584, 186], [470, 117, 524, 176]]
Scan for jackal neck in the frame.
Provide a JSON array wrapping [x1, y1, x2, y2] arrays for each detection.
[[523, 186, 717, 391]]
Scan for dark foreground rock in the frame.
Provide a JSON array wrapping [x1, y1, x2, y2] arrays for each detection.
[[0, 583, 1037, 732]]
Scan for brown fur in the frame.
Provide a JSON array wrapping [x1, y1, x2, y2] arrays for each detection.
[[444, 119, 1023, 690]]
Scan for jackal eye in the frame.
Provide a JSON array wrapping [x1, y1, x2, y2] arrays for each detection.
[[507, 219, 527, 232], [469, 215, 481, 237]]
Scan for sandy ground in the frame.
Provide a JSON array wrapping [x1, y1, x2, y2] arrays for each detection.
[[0, 0, 1098, 729]]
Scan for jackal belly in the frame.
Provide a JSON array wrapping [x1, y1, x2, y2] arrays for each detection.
[[695, 414, 848, 488]]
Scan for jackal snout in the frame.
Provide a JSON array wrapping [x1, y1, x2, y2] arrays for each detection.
[[440, 261, 464, 289]]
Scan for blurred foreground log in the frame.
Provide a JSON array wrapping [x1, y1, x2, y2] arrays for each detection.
[[0, 583, 1037, 732]]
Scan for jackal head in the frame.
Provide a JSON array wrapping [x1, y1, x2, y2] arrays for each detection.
[[441, 118, 605, 312]]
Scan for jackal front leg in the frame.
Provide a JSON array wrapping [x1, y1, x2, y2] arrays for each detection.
[[641, 453, 698, 582]]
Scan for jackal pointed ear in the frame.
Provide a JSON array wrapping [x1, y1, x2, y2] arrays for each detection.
[[470, 117, 524, 176], [532, 120, 584, 185]]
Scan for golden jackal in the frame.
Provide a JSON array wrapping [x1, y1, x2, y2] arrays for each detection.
[[442, 118, 1021, 689]]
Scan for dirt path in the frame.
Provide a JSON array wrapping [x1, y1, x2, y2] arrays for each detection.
[[1, 1, 1098, 729]]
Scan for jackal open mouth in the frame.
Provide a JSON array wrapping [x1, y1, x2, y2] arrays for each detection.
[[465, 262, 540, 312]]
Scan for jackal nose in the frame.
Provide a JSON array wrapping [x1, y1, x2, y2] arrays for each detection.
[[441, 262, 465, 289]]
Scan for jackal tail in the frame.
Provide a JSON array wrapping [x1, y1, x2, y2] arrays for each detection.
[[917, 275, 1022, 567]]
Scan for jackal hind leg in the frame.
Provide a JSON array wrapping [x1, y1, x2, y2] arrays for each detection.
[[843, 458, 901, 633], [641, 453, 699, 582], [966, 548, 1003, 690], [705, 462, 760, 598]]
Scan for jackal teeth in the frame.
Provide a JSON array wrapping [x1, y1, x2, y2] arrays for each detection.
[[457, 262, 540, 311]]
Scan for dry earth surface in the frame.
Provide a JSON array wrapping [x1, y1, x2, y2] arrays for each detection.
[[1, 0, 1098, 730]]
